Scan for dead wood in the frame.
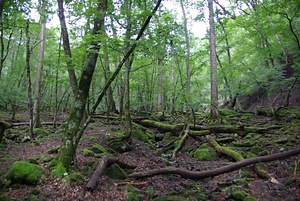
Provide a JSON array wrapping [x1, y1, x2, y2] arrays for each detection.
[[128, 146, 300, 180], [85, 156, 136, 191], [133, 119, 280, 136], [207, 135, 277, 182], [10, 122, 63, 127]]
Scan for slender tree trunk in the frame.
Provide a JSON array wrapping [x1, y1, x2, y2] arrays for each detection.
[[123, 0, 134, 142], [57, 0, 108, 171], [157, 58, 164, 112], [57, 0, 78, 95], [180, 0, 191, 108], [25, 20, 34, 138], [208, 0, 218, 119], [33, 21, 46, 128]]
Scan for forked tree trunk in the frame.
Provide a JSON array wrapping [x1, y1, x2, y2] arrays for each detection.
[[57, 0, 108, 170]]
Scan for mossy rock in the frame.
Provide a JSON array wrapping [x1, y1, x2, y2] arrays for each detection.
[[6, 161, 43, 185], [231, 190, 248, 200], [192, 148, 218, 161], [105, 164, 126, 180], [126, 184, 143, 201]]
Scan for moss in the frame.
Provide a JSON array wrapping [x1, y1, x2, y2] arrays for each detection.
[[109, 141, 132, 153], [231, 190, 248, 200], [154, 195, 185, 201], [126, 184, 143, 201], [91, 144, 109, 154], [6, 161, 43, 185], [275, 137, 289, 144], [251, 146, 268, 156], [48, 158, 58, 168], [0, 157, 14, 162], [105, 164, 126, 180], [39, 155, 54, 163], [33, 128, 49, 137], [219, 109, 239, 117], [54, 162, 67, 178], [245, 152, 257, 159], [192, 148, 218, 161], [233, 139, 254, 147], [82, 148, 94, 157], [163, 132, 173, 141], [68, 172, 84, 185], [47, 146, 60, 154], [24, 188, 44, 201], [244, 196, 258, 201], [0, 194, 18, 201]]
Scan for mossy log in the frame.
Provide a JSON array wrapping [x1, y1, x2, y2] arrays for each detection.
[[85, 156, 136, 191], [128, 147, 300, 179], [134, 119, 280, 136], [207, 135, 276, 181]]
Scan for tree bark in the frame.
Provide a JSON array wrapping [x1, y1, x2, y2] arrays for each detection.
[[128, 147, 300, 179], [25, 20, 34, 138], [57, 0, 78, 95], [57, 0, 108, 170], [33, 13, 46, 128]]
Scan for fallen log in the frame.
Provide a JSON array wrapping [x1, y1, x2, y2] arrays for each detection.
[[128, 147, 300, 180], [85, 156, 136, 191], [10, 122, 63, 127]]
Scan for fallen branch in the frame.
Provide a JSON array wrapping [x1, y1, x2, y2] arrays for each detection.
[[10, 122, 63, 127], [85, 156, 136, 191], [128, 147, 300, 179]]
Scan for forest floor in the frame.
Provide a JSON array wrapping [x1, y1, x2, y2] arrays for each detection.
[[0, 107, 300, 201]]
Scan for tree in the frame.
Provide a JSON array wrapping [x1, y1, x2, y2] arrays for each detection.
[[57, 0, 108, 170], [33, 0, 47, 128], [57, 0, 78, 95], [208, 0, 218, 119]]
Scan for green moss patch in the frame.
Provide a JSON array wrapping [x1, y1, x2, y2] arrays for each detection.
[[192, 148, 218, 161], [126, 184, 143, 201], [6, 161, 43, 185]]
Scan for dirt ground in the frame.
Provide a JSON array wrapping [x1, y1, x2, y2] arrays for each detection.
[[0, 110, 300, 201]]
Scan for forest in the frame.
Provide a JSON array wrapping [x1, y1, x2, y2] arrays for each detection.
[[0, 0, 299, 200]]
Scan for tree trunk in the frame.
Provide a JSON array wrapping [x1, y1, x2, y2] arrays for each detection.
[[57, 0, 78, 95], [33, 17, 46, 128], [25, 20, 34, 138], [57, 0, 108, 171], [208, 0, 219, 119]]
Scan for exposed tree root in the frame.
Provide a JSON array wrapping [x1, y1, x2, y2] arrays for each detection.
[[207, 135, 277, 182], [128, 147, 300, 179], [85, 156, 136, 191], [134, 119, 280, 136], [171, 124, 190, 159]]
